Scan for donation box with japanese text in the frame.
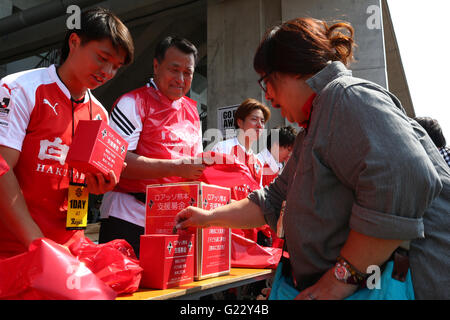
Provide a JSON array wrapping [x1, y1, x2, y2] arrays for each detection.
[[140, 234, 195, 289], [145, 182, 231, 280], [66, 120, 128, 179]]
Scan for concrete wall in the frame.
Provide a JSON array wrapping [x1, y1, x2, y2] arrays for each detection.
[[207, 0, 389, 132], [0, 0, 12, 77], [207, 0, 283, 132], [381, 0, 414, 116], [282, 0, 387, 89], [1, 0, 411, 134], [92, 2, 207, 112], [0, 0, 12, 19]]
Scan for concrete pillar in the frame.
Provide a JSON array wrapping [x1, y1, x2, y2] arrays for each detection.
[[0, 0, 12, 19], [0, 0, 12, 77], [207, 0, 389, 133], [281, 0, 387, 88], [381, 0, 414, 117], [93, 2, 207, 111], [207, 0, 283, 133]]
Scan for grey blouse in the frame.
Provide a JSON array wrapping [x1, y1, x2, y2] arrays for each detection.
[[249, 61, 450, 299]]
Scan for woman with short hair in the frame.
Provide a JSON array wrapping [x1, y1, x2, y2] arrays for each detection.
[[176, 17, 450, 300]]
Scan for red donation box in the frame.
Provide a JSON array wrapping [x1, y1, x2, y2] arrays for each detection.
[[66, 120, 128, 179], [145, 182, 231, 280], [139, 234, 195, 289]]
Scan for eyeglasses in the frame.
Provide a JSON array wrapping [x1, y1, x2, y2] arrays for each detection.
[[258, 73, 271, 93]]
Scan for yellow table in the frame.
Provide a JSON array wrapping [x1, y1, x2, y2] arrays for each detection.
[[117, 268, 274, 300]]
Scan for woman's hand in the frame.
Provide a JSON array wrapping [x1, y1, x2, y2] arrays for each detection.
[[174, 206, 214, 231], [85, 170, 118, 195], [295, 267, 358, 300]]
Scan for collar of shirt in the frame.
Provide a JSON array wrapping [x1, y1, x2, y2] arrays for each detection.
[[148, 78, 159, 90], [260, 148, 281, 172], [305, 61, 352, 94], [50, 64, 91, 103], [233, 136, 255, 155]]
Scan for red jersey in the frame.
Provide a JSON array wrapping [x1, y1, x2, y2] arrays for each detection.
[[0, 65, 108, 258], [212, 137, 263, 195], [257, 148, 282, 187], [112, 80, 203, 193]]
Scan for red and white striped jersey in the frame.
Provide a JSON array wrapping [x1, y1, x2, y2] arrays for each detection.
[[0, 65, 108, 258]]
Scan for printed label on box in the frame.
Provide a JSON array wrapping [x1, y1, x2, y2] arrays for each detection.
[[66, 120, 128, 178], [145, 184, 199, 234], [140, 234, 195, 289], [145, 182, 231, 281], [91, 127, 127, 174]]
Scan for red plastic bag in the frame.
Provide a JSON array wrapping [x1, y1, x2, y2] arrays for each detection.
[[66, 233, 142, 294], [0, 238, 117, 300], [199, 152, 284, 247], [0, 154, 9, 177], [231, 232, 282, 269], [198, 151, 261, 199]]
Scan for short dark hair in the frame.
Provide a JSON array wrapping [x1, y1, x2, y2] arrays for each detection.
[[154, 36, 198, 64], [234, 98, 271, 129], [254, 17, 355, 77], [60, 7, 134, 65], [267, 125, 298, 151], [414, 117, 446, 148]]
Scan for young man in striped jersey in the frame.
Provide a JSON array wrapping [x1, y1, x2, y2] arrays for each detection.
[[99, 36, 205, 255], [0, 7, 134, 258]]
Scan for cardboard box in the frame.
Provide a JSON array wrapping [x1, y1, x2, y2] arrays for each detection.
[[66, 120, 128, 179], [140, 234, 195, 289], [145, 182, 231, 280]]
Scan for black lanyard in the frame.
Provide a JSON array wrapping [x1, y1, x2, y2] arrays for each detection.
[[69, 91, 93, 184]]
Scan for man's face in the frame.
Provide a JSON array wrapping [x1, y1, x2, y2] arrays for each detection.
[[153, 46, 195, 101], [236, 109, 266, 144], [68, 33, 126, 90]]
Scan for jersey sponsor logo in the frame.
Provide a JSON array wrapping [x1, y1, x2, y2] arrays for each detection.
[[0, 97, 10, 108], [43, 98, 59, 115], [36, 138, 85, 180], [38, 137, 69, 165], [0, 97, 10, 118]]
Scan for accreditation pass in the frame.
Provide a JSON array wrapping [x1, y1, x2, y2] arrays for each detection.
[[66, 183, 89, 230]]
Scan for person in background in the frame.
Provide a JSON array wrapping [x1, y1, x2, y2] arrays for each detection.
[[0, 7, 134, 258], [258, 125, 298, 187], [99, 36, 205, 256], [175, 17, 450, 299], [212, 98, 271, 190], [414, 116, 450, 167], [212, 98, 271, 245]]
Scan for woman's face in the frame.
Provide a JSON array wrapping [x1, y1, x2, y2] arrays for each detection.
[[263, 72, 314, 125]]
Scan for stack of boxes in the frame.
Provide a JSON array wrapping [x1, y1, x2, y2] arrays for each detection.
[[140, 182, 231, 289], [65, 120, 233, 290]]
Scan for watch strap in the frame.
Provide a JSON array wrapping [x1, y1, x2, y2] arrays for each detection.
[[334, 255, 369, 287]]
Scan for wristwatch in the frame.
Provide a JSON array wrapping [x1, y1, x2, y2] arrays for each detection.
[[334, 256, 368, 287]]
